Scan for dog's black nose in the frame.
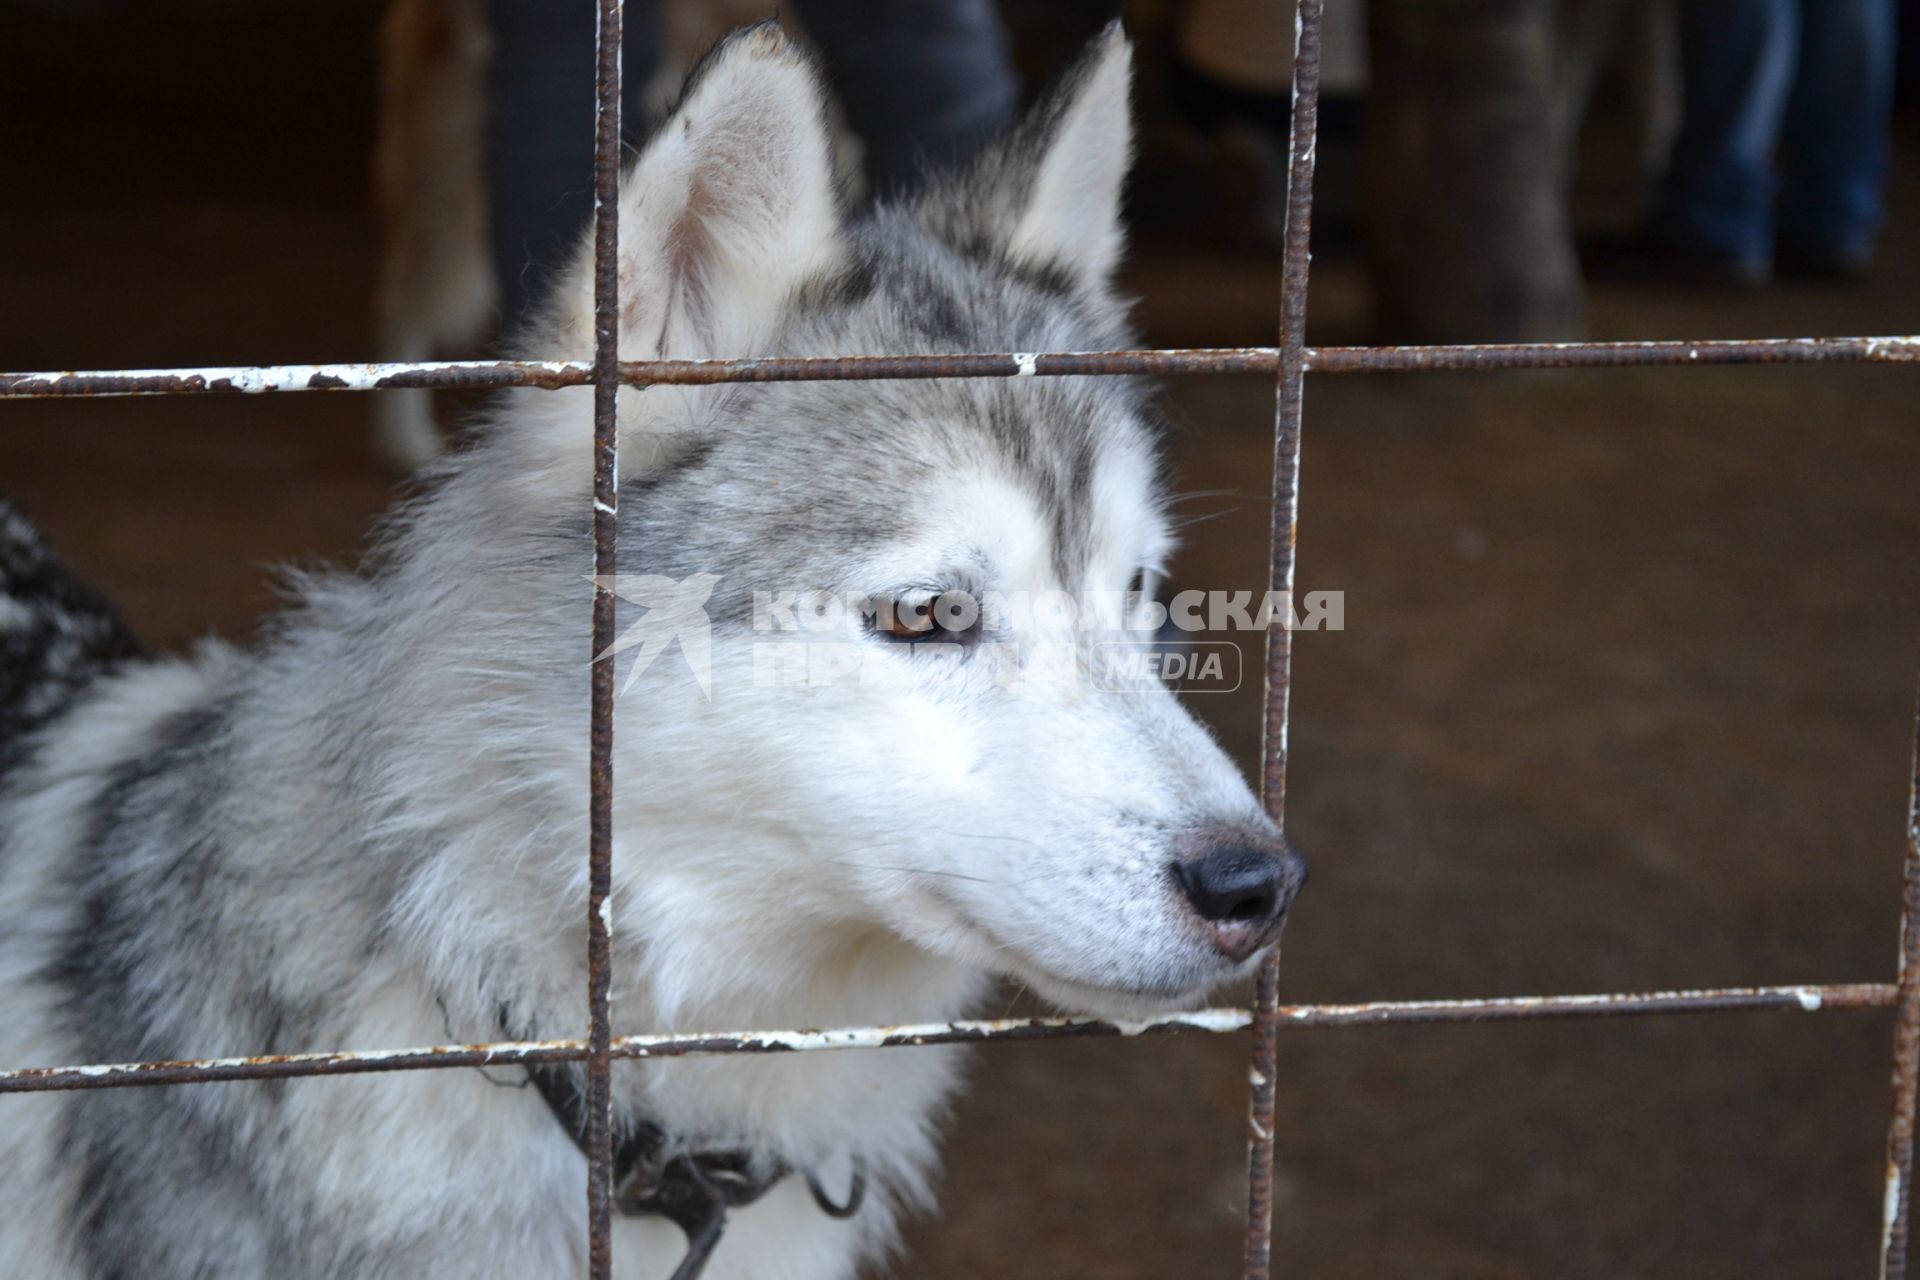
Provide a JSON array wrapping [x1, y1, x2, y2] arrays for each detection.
[[1174, 835, 1306, 963]]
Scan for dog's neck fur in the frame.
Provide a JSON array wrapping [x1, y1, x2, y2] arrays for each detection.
[[215, 451, 983, 1181]]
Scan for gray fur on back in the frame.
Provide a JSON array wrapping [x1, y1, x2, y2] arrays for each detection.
[[0, 502, 143, 782]]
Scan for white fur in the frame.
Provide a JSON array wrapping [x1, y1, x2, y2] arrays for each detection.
[[0, 27, 1288, 1280], [1006, 26, 1133, 288]]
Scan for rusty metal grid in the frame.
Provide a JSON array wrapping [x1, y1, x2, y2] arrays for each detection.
[[3, 1, 1919, 1277]]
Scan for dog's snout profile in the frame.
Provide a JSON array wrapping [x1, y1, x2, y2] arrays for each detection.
[[1174, 835, 1307, 962]]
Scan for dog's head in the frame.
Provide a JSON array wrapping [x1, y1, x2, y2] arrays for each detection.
[[506, 23, 1303, 1019]]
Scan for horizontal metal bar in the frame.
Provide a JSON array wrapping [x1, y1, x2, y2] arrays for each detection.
[[0, 983, 1890, 1095], [0, 352, 1268, 397], [0, 361, 591, 397], [1272, 982, 1893, 1025], [2, 336, 1915, 400], [1307, 334, 1920, 373]]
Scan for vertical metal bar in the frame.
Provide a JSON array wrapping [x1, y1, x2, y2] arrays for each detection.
[[586, 0, 624, 1274], [1880, 692, 1920, 1280], [1246, 2, 1324, 1277]]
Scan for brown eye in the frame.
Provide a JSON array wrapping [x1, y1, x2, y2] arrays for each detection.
[[881, 598, 935, 640], [874, 592, 981, 644]]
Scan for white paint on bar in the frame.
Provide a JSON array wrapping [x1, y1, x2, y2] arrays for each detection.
[[0, 360, 587, 397], [4, 337, 1919, 400], [618, 1007, 1255, 1057], [1280, 984, 1870, 1019], [0, 1011, 1252, 1088], [0, 1034, 590, 1086], [0, 984, 1890, 1090], [1867, 336, 1920, 362], [1885, 1161, 1904, 1276]]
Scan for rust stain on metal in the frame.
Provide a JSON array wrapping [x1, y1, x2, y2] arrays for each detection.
[[1248, 4, 1324, 1276], [6, 337, 1920, 400], [1273, 983, 1896, 1026], [1306, 334, 1920, 373], [583, 1, 624, 1275], [0, 987, 1889, 1096], [1881, 697, 1920, 1280], [0, 1037, 592, 1092]]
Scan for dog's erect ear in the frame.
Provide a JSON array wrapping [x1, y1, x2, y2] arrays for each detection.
[[937, 22, 1132, 293], [1006, 22, 1132, 286], [549, 23, 842, 360]]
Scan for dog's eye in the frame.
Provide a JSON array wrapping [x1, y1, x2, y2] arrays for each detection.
[[881, 598, 936, 640], [875, 593, 978, 643]]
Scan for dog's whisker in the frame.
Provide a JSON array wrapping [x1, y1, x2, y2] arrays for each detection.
[[1168, 487, 1247, 505], [818, 854, 1005, 886], [1167, 507, 1238, 531]]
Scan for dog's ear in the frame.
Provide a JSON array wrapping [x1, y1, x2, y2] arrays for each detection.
[[1005, 22, 1132, 287], [546, 23, 842, 362], [932, 22, 1133, 293]]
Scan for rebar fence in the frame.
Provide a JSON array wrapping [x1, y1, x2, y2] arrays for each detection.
[[2, 1, 1918, 1277]]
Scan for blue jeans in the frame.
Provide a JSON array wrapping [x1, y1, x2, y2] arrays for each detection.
[[1662, 0, 1897, 265], [486, 0, 1020, 329]]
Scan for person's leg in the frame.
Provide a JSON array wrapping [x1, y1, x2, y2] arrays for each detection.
[[1658, 0, 1796, 269], [485, 0, 660, 333], [1777, 0, 1897, 270], [790, 0, 1020, 195]]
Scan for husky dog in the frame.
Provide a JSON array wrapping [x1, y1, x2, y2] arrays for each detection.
[[0, 24, 1303, 1279]]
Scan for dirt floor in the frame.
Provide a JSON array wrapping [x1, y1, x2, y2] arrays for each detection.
[[3, 8, 1919, 1278]]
